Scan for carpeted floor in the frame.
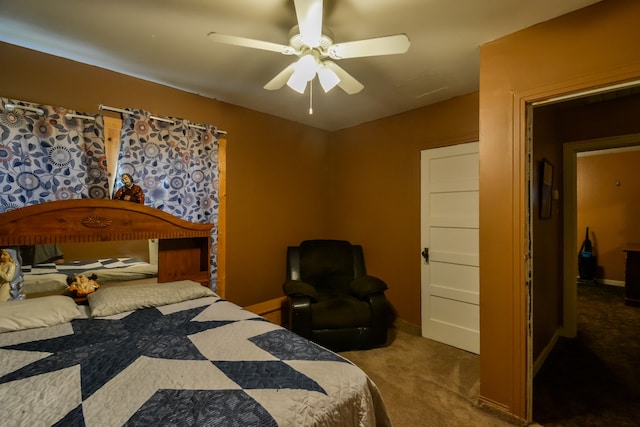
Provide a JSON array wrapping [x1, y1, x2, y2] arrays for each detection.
[[533, 283, 640, 426], [338, 283, 640, 426], [340, 329, 519, 427]]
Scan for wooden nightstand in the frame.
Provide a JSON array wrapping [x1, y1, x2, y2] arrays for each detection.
[[244, 296, 287, 326]]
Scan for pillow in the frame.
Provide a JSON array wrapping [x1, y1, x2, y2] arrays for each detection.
[[0, 295, 82, 332], [88, 280, 215, 317], [22, 273, 69, 295]]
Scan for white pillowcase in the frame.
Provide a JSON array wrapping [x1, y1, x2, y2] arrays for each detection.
[[0, 295, 82, 332], [88, 280, 215, 317]]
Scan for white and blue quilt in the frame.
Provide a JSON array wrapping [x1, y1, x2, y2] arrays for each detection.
[[0, 296, 390, 426]]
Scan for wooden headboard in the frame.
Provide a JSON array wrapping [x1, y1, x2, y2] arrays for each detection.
[[0, 199, 218, 295]]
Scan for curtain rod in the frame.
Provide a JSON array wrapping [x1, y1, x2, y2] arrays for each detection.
[[98, 104, 131, 115], [98, 103, 227, 135], [4, 103, 45, 116], [65, 112, 96, 122], [149, 115, 174, 124]]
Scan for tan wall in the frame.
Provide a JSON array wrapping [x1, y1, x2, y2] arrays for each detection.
[[577, 150, 640, 281], [0, 42, 330, 307], [330, 95, 479, 326], [479, 0, 640, 420], [0, 42, 479, 321], [531, 107, 564, 362]]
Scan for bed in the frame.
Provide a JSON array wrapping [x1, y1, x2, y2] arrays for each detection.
[[0, 282, 390, 426], [0, 200, 390, 426]]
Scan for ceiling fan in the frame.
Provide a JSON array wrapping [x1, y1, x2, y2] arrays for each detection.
[[207, 0, 410, 95]]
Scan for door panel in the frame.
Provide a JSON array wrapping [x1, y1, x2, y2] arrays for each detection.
[[428, 297, 480, 351], [421, 142, 479, 354], [431, 263, 479, 304]]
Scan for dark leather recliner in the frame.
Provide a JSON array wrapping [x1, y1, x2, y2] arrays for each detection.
[[283, 239, 389, 351]]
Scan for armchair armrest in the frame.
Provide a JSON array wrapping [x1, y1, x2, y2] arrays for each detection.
[[283, 280, 316, 338], [349, 275, 388, 299], [283, 280, 318, 301], [365, 292, 390, 346], [287, 295, 313, 338]]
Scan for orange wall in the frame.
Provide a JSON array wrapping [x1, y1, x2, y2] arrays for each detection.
[[0, 41, 479, 321], [480, 0, 640, 420], [531, 106, 564, 362], [577, 150, 640, 281], [330, 95, 479, 326], [0, 42, 330, 307]]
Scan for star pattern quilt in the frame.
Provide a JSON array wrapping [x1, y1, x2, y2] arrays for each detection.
[[0, 296, 390, 426]]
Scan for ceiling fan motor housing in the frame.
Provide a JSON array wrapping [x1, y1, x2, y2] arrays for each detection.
[[289, 26, 334, 57]]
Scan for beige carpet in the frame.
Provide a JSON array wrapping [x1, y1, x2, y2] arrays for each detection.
[[340, 329, 521, 427]]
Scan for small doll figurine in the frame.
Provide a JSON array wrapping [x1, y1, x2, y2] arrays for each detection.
[[67, 273, 100, 297], [0, 248, 17, 302], [114, 173, 145, 204]]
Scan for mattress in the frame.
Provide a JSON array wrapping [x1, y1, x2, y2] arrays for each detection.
[[0, 292, 390, 426]]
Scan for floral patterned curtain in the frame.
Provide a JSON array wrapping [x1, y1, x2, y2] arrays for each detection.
[[0, 97, 107, 212], [116, 109, 220, 289]]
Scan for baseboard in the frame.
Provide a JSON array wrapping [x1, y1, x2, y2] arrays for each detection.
[[392, 317, 421, 336], [599, 279, 625, 287], [577, 277, 625, 287], [477, 396, 527, 426], [533, 329, 560, 377]]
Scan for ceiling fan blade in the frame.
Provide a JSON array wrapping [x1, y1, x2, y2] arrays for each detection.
[[328, 34, 410, 59], [294, 0, 323, 48], [208, 32, 295, 55], [324, 61, 364, 95], [264, 63, 297, 90]]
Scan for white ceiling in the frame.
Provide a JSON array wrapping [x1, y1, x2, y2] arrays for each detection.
[[0, 0, 601, 131]]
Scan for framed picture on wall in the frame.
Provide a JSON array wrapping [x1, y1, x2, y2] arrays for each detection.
[[540, 158, 553, 219]]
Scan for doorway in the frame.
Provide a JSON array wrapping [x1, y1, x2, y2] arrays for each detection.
[[529, 84, 640, 423], [562, 136, 640, 337]]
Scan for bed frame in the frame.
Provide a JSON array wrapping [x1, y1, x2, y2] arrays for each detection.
[[0, 199, 218, 296]]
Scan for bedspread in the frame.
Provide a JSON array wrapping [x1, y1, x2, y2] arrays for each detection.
[[0, 296, 390, 426]]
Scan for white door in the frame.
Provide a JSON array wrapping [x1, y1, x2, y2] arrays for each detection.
[[421, 142, 479, 354]]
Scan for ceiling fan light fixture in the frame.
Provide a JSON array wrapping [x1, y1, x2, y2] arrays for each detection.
[[287, 54, 319, 93], [317, 64, 340, 92], [287, 73, 308, 94], [294, 54, 318, 81]]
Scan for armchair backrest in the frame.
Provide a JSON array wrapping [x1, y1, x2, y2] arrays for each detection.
[[287, 240, 367, 293]]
